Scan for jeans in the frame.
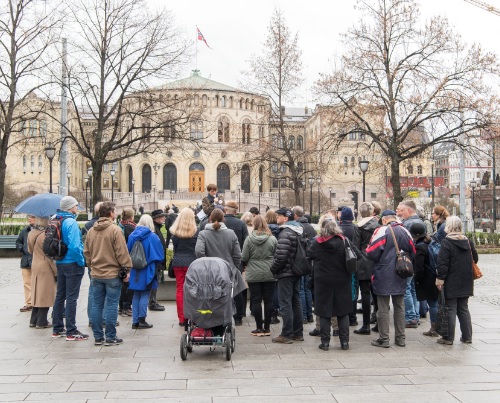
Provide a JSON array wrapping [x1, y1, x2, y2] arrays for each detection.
[[299, 276, 313, 320], [132, 290, 150, 324], [91, 277, 121, 340], [277, 276, 303, 339], [404, 277, 419, 323], [53, 263, 85, 335], [419, 300, 429, 317], [88, 270, 107, 323], [445, 297, 472, 341], [359, 279, 372, 327], [427, 298, 438, 323], [174, 267, 188, 323], [377, 294, 405, 341], [248, 281, 275, 330]]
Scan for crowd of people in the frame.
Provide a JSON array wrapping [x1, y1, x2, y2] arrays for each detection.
[[15, 186, 478, 349]]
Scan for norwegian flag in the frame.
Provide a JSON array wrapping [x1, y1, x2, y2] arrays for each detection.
[[197, 26, 211, 49]]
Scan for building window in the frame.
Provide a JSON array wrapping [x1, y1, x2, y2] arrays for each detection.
[[242, 119, 251, 144], [202, 95, 207, 106], [344, 157, 348, 168], [29, 120, 37, 137], [371, 192, 377, 199], [218, 117, 230, 142], [289, 135, 295, 149], [408, 165, 414, 175], [38, 155, 43, 172], [348, 132, 356, 140], [103, 177, 109, 188], [417, 165, 423, 175], [39, 121, 47, 137], [229, 96, 233, 108], [359, 132, 366, 140], [351, 156, 355, 167], [163, 122, 176, 141], [31, 155, 35, 172], [221, 96, 226, 107], [190, 120, 203, 139], [271, 162, 278, 174], [23, 155, 27, 172], [297, 135, 304, 150]]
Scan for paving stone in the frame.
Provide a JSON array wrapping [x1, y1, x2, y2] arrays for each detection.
[[449, 390, 500, 402], [213, 396, 336, 402], [24, 392, 106, 401], [69, 379, 186, 392], [0, 393, 28, 401], [106, 389, 238, 399], [332, 392, 458, 402], [289, 375, 412, 387]]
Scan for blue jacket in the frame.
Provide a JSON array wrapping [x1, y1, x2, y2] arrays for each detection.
[[127, 226, 164, 291], [56, 211, 85, 267]]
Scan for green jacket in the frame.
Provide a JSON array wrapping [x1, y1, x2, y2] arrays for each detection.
[[241, 232, 277, 283]]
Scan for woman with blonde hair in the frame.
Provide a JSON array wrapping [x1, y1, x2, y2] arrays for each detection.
[[27, 216, 57, 329], [241, 212, 254, 234], [265, 209, 280, 237], [170, 208, 199, 326], [241, 215, 277, 336], [127, 214, 164, 329]]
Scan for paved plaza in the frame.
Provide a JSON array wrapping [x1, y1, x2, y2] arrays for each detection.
[[0, 256, 500, 402]]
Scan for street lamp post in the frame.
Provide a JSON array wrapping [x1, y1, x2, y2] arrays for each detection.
[[302, 180, 305, 208], [277, 172, 282, 209], [317, 178, 321, 215], [87, 166, 93, 214], [308, 176, 314, 215], [329, 187, 333, 210], [258, 180, 262, 212], [110, 168, 116, 201], [153, 162, 159, 190], [471, 180, 477, 232], [359, 160, 370, 202], [132, 178, 136, 209], [84, 176, 89, 214], [237, 184, 241, 211], [153, 184, 157, 209], [66, 171, 71, 196], [44, 142, 56, 193]]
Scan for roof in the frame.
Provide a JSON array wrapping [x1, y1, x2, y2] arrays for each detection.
[[157, 70, 242, 93]]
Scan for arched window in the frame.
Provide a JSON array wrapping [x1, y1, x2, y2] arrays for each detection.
[[217, 163, 230, 192], [289, 135, 295, 149], [221, 96, 226, 107], [194, 95, 199, 106], [190, 120, 203, 139], [239, 98, 243, 109], [202, 94, 208, 106], [128, 166, 133, 192], [408, 165, 414, 175], [245, 98, 249, 110], [215, 95, 219, 107], [344, 157, 348, 168], [351, 156, 355, 167], [163, 163, 177, 191], [242, 119, 251, 144], [23, 155, 27, 172], [218, 117, 230, 142], [417, 165, 423, 175], [30, 155, 35, 172], [278, 135, 284, 149], [142, 164, 152, 193], [38, 155, 43, 173], [297, 135, 304, 150], [229, 96, 233, 108], [241, 164, 250, 193]]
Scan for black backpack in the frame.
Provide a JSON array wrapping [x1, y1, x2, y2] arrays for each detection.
[[291, 232, 312, 277], [43, 216, 68, 260]]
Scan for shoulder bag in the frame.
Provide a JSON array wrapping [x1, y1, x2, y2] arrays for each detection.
[[387, 225, 414, 279], [468, 241, 482, 280], [342, 236, 358, 275]]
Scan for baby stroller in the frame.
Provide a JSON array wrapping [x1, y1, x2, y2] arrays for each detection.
[[180, 257, 245, 361]]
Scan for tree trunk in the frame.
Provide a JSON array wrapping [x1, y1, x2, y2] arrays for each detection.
[[90, 161, 104, 208], [390, 156, 403, 208]]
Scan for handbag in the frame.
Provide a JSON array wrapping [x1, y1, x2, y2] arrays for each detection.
[[435, 288, 449, 338], [387, 224, 414, 279], [468, 241, 483, 280], [343, 236, 358, 275], [167, 258, 175, 279], [130, 240, 147, 269]]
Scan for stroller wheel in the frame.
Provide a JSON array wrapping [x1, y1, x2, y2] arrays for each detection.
[[230, 326, 236, 353], [225, 331, 232, 361], [187, 340, 193, 353], [180, 334, 188, 361]]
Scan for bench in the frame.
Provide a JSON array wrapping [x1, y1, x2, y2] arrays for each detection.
[[0, 235, 18, 249]]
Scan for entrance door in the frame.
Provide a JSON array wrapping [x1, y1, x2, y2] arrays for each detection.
[[189, 171, 205, 192]]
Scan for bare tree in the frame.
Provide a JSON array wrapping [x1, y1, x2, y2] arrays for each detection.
[[316, 0, 497, 206], [244, 8, 312, 205], [0, 0, 62, 214], [59, 0, 191, 206]]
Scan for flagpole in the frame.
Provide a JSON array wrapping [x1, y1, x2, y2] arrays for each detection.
[[195, 26, 198, 71]]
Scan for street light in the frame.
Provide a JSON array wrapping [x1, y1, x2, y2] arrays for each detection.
[[84, 176, 89, 214], [359, 160, 370, 202], [110, 168, 116, 201], [258, 180, 262, 212], [471, 180, 477, 232], [317, 178, 321, 215], [132, 178, 136, 209], [153, 162, 159, 190], [277, 172, 282, 209], [66, 171, 71, 196], [87, 166, 93, 214], [237, 184, 241, 211], [308, 176, 314, 215], [44, 142, 56, 193], [329, 187, 333, 210]]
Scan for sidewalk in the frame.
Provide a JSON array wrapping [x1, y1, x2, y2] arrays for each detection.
[[0, 256, 500, 402]]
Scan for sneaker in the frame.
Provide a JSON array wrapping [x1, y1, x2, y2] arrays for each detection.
[[123, 309, 132, 316], [371, 338, 390, 348], [149, 303, 165, 311], [272, 335, 293, 344], [460, 338, 472, 344], [262, 329, 271, 336], [66, 331, 89, 341], [52, 329, 66, 338], [104, 337, 123, 346], [309, 329, 321, 337], [437, 338, 453, 345], [395, 338, 406, 347], [94, 338, 104, 345], [405, 321, 418, 329], [251, 329, 265, 337], [291, 335, 304, 341]]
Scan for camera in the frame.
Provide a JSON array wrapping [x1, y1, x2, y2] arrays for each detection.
[[119, 267, 128, 279]]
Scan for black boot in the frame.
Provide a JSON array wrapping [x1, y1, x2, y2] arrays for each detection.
[[353, 326, 371, 335], [29, 308, 38, 328], [36, 307, 51, 328], [340, 341, 349, 350], [138, 317, 153, 329]]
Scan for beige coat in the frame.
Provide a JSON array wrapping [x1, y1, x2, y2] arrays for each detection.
[[27, 228, 57, 308]]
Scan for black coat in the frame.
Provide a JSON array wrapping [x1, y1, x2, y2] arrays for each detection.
[[223, 215, 248, 250], [339, 222, 358, 242], [308, 235, 352, 317], [297, 217, 317, 240], [16, 225, 33, 268], [270, 225, 302, 279], [154, 221, 166, 270], [436, 236, 477, 299], [355, 217, 380, 280], [413, 238, 439, 301], [172, 232, 198, 268]]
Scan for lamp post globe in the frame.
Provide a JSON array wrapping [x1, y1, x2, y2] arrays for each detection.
[[359, 160, 370, 202]]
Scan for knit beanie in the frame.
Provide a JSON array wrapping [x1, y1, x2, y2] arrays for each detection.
[[60, 196, 78, 211], [340, 207, 354, 222]]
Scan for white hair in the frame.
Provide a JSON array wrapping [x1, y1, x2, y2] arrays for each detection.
[[445, 215, 462, 233], [137, 214, 155, 232]]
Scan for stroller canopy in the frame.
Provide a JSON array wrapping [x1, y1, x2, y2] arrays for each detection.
[[183, 257, 246, 329]]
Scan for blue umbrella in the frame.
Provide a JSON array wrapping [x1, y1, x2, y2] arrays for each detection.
[[14, 193, 67, 217]]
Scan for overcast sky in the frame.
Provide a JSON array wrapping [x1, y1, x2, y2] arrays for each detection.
[[154, 0, 500, 106]]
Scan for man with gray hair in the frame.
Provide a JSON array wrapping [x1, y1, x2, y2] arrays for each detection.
[[52, 196, 88, 341]]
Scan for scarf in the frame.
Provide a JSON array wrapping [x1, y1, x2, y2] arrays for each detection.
[[120, 219, 137, 228], [446, 231, 467, 240]]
